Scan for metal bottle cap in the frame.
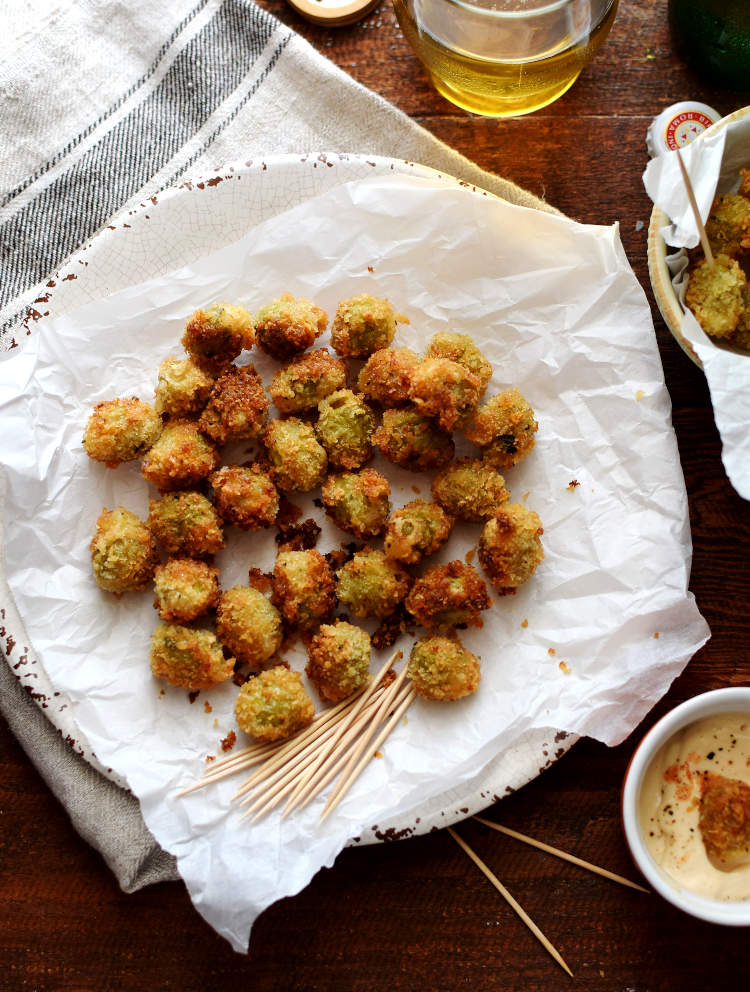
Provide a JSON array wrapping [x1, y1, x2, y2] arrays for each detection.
[[647, 101, 721, 157]]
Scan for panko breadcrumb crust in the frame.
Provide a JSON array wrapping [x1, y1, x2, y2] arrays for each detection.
[[83, 397, 162, 467], [150, 623, 234, 690], [405, 560, 490, 629], [408, 635, 481, 702], [478, 503, 544, 594], [90, 507, 159, 594], [305, 620, 372, 703], [234, 667, 315, 742]]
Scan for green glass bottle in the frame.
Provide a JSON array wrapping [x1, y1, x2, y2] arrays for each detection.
[[669, 0, 750, 88]]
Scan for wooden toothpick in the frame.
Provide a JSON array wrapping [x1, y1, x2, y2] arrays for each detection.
[[675, 147, 715, 267]]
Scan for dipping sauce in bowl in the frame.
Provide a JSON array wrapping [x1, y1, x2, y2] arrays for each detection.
[[622, 688, 750, 924]]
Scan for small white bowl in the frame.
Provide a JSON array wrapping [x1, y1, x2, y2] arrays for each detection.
[[622, 687, 750, 926]]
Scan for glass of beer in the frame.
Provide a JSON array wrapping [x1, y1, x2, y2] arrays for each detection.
[[393, 0, 619, 118]]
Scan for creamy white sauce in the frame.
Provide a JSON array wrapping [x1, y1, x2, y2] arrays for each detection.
[[639, 712, 750, 901]]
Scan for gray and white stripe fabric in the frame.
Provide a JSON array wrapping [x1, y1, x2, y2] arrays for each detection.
[[0, 0, 546, 894]]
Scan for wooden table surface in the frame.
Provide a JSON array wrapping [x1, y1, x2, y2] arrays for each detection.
[[3, 1, 750, 989]]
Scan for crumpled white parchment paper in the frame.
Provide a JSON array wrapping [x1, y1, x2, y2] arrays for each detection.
[[0, 174, 710, 951], [643, 112, 750, 500]]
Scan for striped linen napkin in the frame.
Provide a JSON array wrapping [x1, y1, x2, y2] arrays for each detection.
[[0, 0, 548, 894]]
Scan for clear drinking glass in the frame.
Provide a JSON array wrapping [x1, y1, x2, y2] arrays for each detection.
[[392, 0, 619, 118]]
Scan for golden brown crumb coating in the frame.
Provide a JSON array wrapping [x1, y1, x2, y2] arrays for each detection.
[[408, 635, 480, 701], [181, 303, 254, 374], [269, 348, 347, 414], [705, 194, 750, 259], [336, 548, 410, 619], [147, 491, 225, 556], [315, 389, 376, 470], [271, 549, 336, 630], [263, 418, 328, 493], [321, 468, 391, 540], [373, 407, 454, 472], [90, 507, 158, 594], [330, 294, 397, 358], [357, 347, 419, 407], [425, 332, 492, 396], [699, 773, 750, 872], [306, 620, 371, 703], [154, 357, 214, 416], [409, 357, 482, 432], [83, 397, 161, 467], [383, 500, 453, 565], [234, 667, 315, 742], [405, 560, 490, 629], [210, 463, 279, 530], [478, 502, 544, 594], [216, 585, 283, 667], [254, 292, 327, 360], [140, 418, 220, 491], [431, 458, 509, 522], [464, 388, 538, 470], [197, 364, 269, 445], [150, 623, 234, 690], [153, 557, 220, 622], [685, 254, 746, 340]]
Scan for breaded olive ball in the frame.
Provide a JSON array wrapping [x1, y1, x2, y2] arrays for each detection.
[[272, 549, 336, 630], [153, 558, 220, 622], [269, 348, 347, 414], [306, 620, 371, 703], [431, 458, 509, 522], [425, 332, 492, 396], [330, 294, 397, 358], [234, 667, 315, 742], [83, 397, 161, 468], [147, 491, 225, 556], [254, 292, 327, 360], [405, 560, 490, 630], [373, 407, 454, 472], [210, 464, 279, 530], [150, 623, 234, 690], [263, 418, 327, 493], [685, 254, 746, 340], [321, 468, 391, 540], [216, 586, 283, 667], [140, 419, 220, 491], [181, 302, 254, 374], [384, 499, 453, 565], [336, 548, 410, 619], [357, 347, 419, 407], [478, 503, 544, 594], [464, 388, 538, 470], [408, 635, 481, 702], [197, 364, 269, 445], [154, 357, 214, 417], [315, 389, 376, 470], [408, 357, 482, 432], [90, 507, 158, 595]]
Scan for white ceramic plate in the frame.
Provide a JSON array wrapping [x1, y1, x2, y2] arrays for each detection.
[[0, 153, 576, 844]]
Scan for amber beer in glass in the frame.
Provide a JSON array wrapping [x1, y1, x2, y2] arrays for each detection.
[[393, 0, 618, 118]]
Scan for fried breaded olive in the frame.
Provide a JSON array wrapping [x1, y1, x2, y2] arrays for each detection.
[[330, 294, 397, 358], [181, 302, 254, 373], [271, 549, 336, 630], [254, 292, 327, 360], [373, 407, 454, 472], [699, 773, 750, 872], [305, 620, 371, 703], [357, 347, 419, 407], [705, 193, 750, 259], [140, 418, 220, 491], [269, 348, 347, 414], [234, 667, 315, 742], [431, 458, 509, 522], [685, 254, 746, 340], [732, 284, 750, 351], [315, 389, 376, 470], [216, 586, 283, 667], [197, 364, 269, 445], [464, 388, 538, 470], [153, 558, 221, 622], [263, 418, 327, 493], [336, 548, 410, 619], [154, 357, 214, 417], [150, 623, 234, 690], [210, 464, 279, 530], [321, 468, 391, 539], [408, 635, 481, 702], [90, 507, 159, 594], [405, 560, 490, 629], [147, 491, 225, 556], [83, 397, 161, 467], [383, 499, 453, 565], [409, 357, 482, 432], [478, 503, 544, 594], [425, 332, 492, 396]]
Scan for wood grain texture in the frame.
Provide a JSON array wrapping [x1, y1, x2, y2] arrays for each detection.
[[3, 0, 750, 988]]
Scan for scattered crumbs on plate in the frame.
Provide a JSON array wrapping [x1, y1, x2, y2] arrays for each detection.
[[213, 718, 219, 728], [159, 688, 165, 697], [374, 750, 383, 759], [402, 715, 409, 725], [411, 485, 421, 494], [548, 647, 556, 656], [205, 754, 216, 763], [522, 490, 530, 501], [367, 265, 374, 273], [465, 547, 476, 564], [188, 690, 200, 704], [654, 631, 660, 639], [204, 700, 212, 714], [636, 389, 645, 401], [221, 730, 237, 752], [521, 618, 528, 628], [567, 479, 580, 491], [559, 661, 571, 674]]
